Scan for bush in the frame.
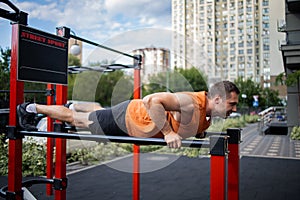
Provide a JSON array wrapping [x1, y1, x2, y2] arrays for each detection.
[[67, 142, 129, 165], [22, 137, 46, 176], [0, 134, 46, 176], [156, 146, 209, 158], [291, 126, 300, 140], [245, 115, 260, 123], [0, 134, 8, 175]]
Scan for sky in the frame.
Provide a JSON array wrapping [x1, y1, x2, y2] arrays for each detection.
[[0, 0, 172, 64]]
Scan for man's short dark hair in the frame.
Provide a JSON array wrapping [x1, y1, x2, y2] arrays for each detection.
[[208, 81, 240, 99]]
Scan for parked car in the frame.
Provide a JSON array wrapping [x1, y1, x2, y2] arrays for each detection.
[[229, 112, 242, 118]]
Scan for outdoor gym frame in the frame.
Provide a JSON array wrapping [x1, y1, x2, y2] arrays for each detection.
[[0, 1, 241, 199]]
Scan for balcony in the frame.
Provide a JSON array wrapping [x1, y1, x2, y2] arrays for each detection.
[[277, 19, 286, 32], [281, 44, 300, 70]]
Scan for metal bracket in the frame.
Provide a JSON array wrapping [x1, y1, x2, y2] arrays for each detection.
[[0, 0, 28, 25], [45, 89, 55, 96], [5, 190, 23, 200], [6, 126, 23, 140], [209, 136, 228, 156], [53, 178, 68, 191], [226, 128, 241, 144], [133, 54, 142, 69]]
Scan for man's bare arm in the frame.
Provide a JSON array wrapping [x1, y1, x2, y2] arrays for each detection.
[[142, 92, 194, 148]]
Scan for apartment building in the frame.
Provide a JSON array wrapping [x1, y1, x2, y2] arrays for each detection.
[[172, 0, 285, 86], [132, 47, 170, 83]]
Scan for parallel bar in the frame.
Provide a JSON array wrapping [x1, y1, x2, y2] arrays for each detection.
[[228, 143, 239, 200], [133, 145, 140, 200], [227, 128, 241, 200], [210, 155, 226, 200], [19, 131, 210, 148]]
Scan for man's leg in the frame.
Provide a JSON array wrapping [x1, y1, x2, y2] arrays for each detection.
[[17, 103, 96, 130], [36, 104, 74, 124], [72, 102, 103, 112]]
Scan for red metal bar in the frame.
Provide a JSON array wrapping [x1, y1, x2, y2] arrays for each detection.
[[55, 85, 68, 200], [46, 84, 55, 196], [210, 155, 226, 200], [133, 144, 140, 200], [227, 143, 239, 200], [133, 66, 141, 200], [8, 23, 24, 200]]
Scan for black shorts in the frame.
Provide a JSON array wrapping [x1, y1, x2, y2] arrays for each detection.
[[88, 100, 130, 136]]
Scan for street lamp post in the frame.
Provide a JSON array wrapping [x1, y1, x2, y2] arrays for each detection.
[[241, 94, 247, 121]]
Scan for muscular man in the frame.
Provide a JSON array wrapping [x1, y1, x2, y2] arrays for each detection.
[[17, 81, 240, 148]]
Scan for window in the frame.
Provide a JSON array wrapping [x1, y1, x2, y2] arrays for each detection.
[[263, 8, 269, 14], [263, 45, 270, 51], [262, 0, 269, 6]]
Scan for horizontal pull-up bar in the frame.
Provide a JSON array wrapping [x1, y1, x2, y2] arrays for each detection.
[[18, 130, 210, 148], [69, 32, 139, 61], [0, 0, 28, 24]]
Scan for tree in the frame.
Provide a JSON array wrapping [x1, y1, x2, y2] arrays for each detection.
[[95, 70, 133, 106], [260, 87, 283, 107], [234, 77, 284, 113], [68, 54, 81, 67], [69, 70, 132, 107], [0, 47, 10, 90], [234, 77, 261, 108], [286, 70, 300, 86], [275, 71, 300, 87], [177, 67, 208, 92], [67, 54, 81, 98], [143, 67, 208, 96], [0, 47, 11, 107]]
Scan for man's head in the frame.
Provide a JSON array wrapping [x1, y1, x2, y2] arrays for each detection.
[[208, 81, 240, 118]]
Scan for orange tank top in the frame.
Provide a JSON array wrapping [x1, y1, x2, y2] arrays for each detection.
[[125, 91, 211, 138]]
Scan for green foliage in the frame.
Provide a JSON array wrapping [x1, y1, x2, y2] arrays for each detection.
[[118, 143, 163, 153], [0, 135, 46, 176], [234, 77, 284, 110], [207, 115, 258, 132], [0, 47, 11, 107], [291, 126, 300, 140], [234, 77, 261, 108], [22, 138, 46, 176], [259, 87, 283, 107], [177, 67, 208, 92], [0, 47, 10, 90], [275, 71, 300, 87], [68, 54, 81, 67], [0, 134, 8, 175], [143, 67, 207, 96], [67, 142, 129, 165], [244, 115, 260, 123], [286, 70, 300, 87], [156, 146, 209, 158], [68, 70, 132, 106], [275, 72, 286, 86], [96, 71, 133, 106], [24, 82, 47, 103]]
